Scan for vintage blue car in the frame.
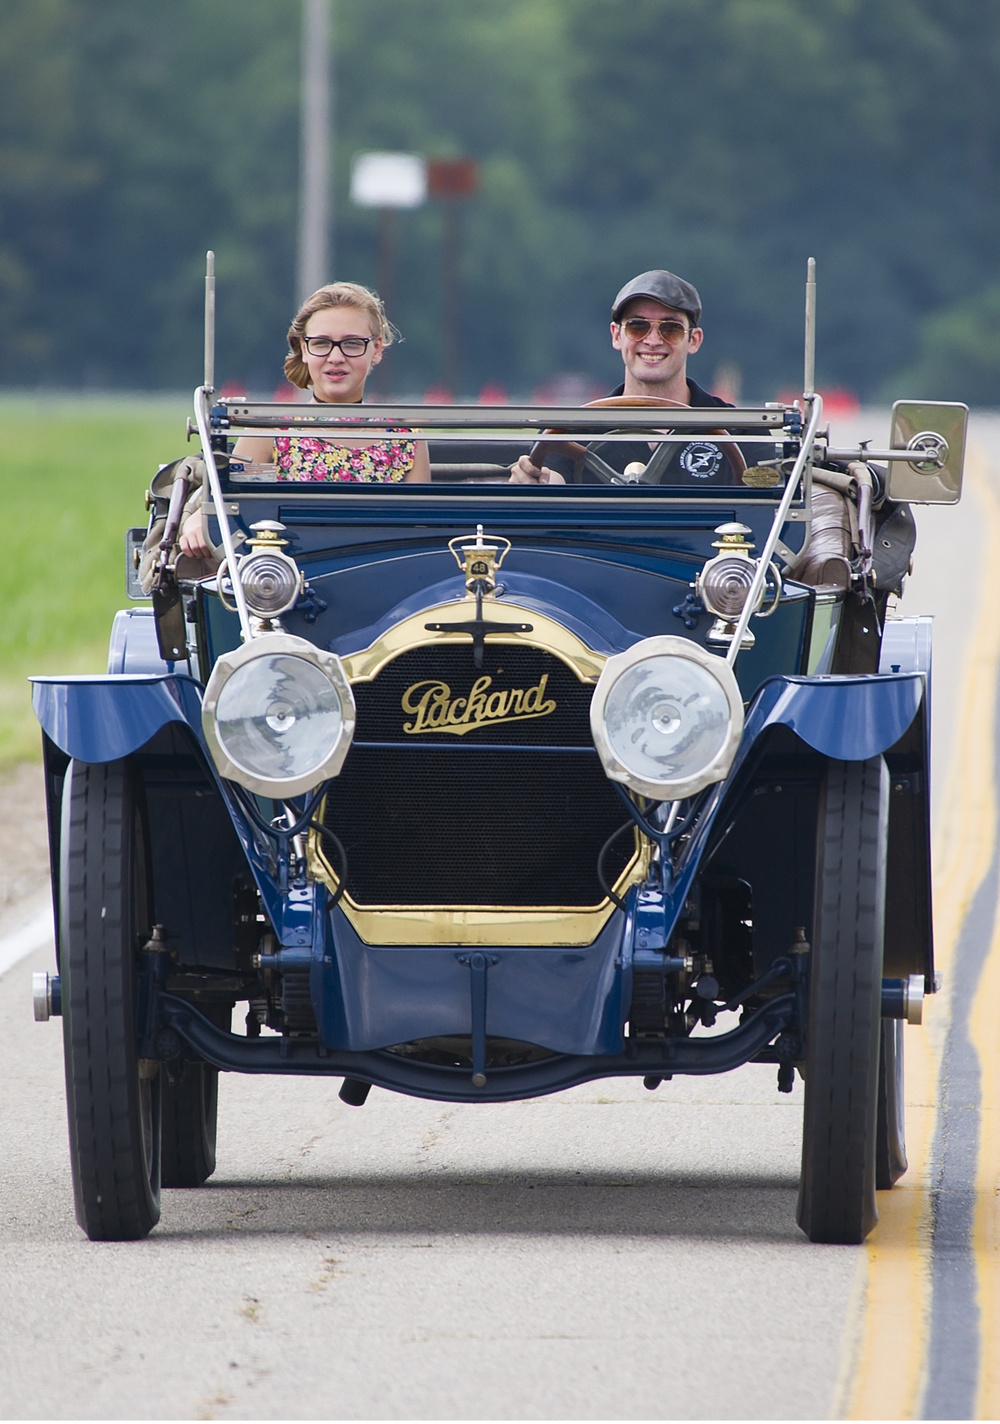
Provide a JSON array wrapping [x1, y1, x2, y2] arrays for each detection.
[[31, 264, 966, 1244]]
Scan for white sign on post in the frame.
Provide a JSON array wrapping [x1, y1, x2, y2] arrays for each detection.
[[350, 152, 427, 209]]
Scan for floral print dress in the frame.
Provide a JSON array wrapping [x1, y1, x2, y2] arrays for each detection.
[[273, 431, 415, 482]]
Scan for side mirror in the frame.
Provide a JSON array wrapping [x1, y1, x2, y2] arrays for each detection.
[[888, 400, 968, 504]]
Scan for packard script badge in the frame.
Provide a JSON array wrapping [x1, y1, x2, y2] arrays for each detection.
[[401, 674, 556, 736]]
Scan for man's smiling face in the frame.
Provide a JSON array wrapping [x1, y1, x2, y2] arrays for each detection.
[[611, 297, 703, 394]]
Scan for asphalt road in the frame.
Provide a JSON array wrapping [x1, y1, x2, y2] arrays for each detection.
[[0, 410, 995, 1421]]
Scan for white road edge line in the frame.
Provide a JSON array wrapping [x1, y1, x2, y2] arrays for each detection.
[[0, 904, 54, 979]]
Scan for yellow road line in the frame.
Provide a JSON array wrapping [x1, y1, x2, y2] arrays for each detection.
[[845, 1042, 938, 1419], [972, 890, 1000, 1420], [846, 445, 1000, 1420]]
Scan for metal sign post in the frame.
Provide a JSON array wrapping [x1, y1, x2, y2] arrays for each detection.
[[428, 159, 478, 400], [350, 151, 428, 393], [350, 151, 428, 305]]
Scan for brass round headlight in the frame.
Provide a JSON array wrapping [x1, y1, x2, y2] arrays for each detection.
[[590, 636, 744, 800], [202, 634, 355, 796]]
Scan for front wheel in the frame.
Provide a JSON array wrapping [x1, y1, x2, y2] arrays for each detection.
[[60, 760, 161, 1240], [797, 757, 888, 1244]]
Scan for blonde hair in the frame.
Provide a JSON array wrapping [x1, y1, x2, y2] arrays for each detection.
[[284, 281, 397, 389]]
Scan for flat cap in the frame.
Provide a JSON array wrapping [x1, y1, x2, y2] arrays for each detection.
[[611, 270, 702, 324]]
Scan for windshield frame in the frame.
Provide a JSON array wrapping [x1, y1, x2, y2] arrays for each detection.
[[215, 398, 800, 503]]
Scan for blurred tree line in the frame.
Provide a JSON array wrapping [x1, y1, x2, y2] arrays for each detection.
[[3, 0, 1000, 401]]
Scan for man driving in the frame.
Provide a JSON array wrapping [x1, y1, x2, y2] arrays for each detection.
[[510, 269, 741, 485]]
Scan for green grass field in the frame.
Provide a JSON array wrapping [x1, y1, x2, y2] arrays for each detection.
[[2, 395, 190, 766]]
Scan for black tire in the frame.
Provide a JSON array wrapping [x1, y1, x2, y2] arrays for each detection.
[[161, 1014, 227, 1188], [876, 1018, 908, 1189], [797, 756, 888, 1245], [60, 759, 161, 1240]]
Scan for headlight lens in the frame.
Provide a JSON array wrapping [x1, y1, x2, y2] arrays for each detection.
[[216, 654, 342, 779], [202, 635, 355, 796], [698, 555, 756, 620], [591, 636, 743, 800]]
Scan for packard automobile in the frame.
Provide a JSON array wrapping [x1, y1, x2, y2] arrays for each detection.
[[32, 259, 966, 1243]]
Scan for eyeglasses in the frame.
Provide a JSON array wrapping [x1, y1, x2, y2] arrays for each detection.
[[620, 317, 691, 343], [302, 335, 373, 358]]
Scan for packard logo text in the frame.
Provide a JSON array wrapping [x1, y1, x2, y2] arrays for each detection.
[[401, 674, 556, 736]]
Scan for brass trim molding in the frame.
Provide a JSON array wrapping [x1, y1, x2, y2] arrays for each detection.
[[306, 825, 650, 946], [341, 601, 607, 684]]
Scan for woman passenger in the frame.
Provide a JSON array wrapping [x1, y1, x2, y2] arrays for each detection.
[[179, 282, 429, 558]]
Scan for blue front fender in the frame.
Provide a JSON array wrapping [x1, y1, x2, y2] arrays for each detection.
[[681, 670, 927, 889], [741, 670, 924, 763], [659, 668, 927, 945], [31, 674, 205, 763], [31, 671, 300, 936]]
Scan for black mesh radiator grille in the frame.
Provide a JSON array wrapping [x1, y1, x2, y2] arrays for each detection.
[[320, 642, 636, 907]]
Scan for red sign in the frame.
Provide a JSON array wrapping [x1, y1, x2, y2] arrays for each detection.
[[427, 158, 478, 197]]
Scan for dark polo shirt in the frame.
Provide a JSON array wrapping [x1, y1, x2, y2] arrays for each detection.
[[546, 377, 757, 485]]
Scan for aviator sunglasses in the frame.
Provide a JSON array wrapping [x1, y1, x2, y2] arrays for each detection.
[[302, 335, 373, 357], [619, 317, 691, 342]]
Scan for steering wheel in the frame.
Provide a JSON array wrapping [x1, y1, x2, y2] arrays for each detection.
[[529, 395, 747, 485]]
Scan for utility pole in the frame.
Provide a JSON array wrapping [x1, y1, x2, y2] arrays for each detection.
[[297, 0, 332, 303]]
